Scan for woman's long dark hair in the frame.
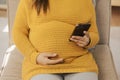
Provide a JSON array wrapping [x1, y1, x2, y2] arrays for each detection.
[[33, 0, 50, 15]]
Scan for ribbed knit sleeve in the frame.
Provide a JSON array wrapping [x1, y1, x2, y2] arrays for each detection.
[[12, 0, 39, 65], [85, 4, 99, 48]]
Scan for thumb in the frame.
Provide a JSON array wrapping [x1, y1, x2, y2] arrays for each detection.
[[84, 31, 89, 37], [44, 53, 57, 57]]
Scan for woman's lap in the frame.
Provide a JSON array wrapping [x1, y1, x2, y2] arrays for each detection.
[[30, 73, 63, 80], [64, 72, 98, 80], [30, 72, 98, 80]]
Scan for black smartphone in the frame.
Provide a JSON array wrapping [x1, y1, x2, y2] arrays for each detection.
[[69, 23, 91, 41]]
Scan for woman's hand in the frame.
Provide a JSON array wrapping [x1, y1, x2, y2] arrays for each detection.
[[70, 31, 90, 47], [36, 52, 64, 65]]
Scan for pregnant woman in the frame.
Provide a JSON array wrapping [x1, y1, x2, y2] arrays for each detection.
[[12, 0, 99, 80]]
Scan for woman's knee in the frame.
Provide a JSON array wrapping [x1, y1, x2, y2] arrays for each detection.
[[30, 73, 63, 80], [64, 72, 98, 80]]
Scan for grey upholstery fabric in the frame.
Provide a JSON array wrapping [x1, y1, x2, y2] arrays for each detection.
[[0, 0, 118, 80], [7, 0, 19, 46], [93, 45, 118, 80], [0, 47, 23, 80], [95, 0, 111, 45]]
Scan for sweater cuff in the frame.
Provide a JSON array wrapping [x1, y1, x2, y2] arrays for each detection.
[[30, 51, 40, 65], [84, 32, 99, 49]]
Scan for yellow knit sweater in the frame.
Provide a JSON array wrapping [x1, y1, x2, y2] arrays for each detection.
[[12, 0, 99, 80]]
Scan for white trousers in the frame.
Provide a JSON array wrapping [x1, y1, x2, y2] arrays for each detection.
[[31, 72, 98, 80]]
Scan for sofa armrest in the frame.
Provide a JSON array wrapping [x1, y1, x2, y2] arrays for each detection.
[[0, 46, 23, 80], [93, 45, 118, 80]]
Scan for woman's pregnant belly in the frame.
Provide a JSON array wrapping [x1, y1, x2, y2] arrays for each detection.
[[29, 21, 88, 58]]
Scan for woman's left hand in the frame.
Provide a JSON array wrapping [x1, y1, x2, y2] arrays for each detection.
[[70, 31, 90, 48]]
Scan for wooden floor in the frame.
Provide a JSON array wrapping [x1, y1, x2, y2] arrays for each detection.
[[111, 6, 120, 26]]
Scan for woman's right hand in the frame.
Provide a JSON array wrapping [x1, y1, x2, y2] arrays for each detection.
[[36, 52, 64, 65]]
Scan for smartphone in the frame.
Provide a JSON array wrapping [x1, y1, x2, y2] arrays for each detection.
[[69, 23, 91, 41]]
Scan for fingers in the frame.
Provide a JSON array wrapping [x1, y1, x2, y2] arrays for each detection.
[[71, 36, 83, 40], [39, 53, 64, 65], [43, 53, 57, 57], [70, 31, 89, 41], [71, 39, 87, 47], [77, 43, 85, 47], [47, 58, 64, 65], [83, 31, 89, 37], [76, 40, 88, 47], [77, 40, 86, 45], [70, 31, 90, 47]]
